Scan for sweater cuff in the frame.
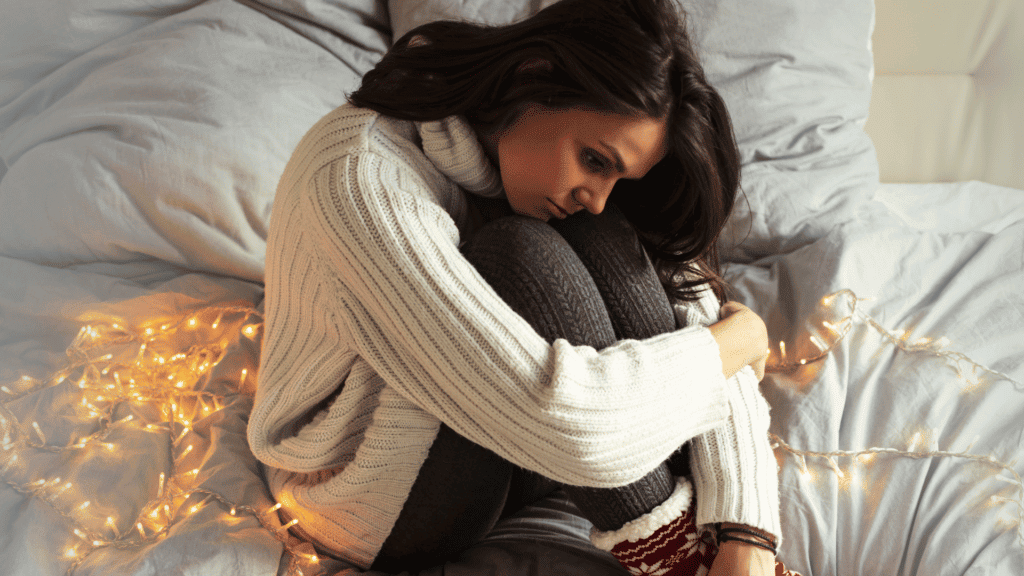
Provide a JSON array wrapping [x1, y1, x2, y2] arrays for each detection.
[[690, 365, 782, 543]]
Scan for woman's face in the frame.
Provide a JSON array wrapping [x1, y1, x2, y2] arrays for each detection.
[[494, 105, 669, 221]]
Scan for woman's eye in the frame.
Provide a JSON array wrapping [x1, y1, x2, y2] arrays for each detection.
[[581, 148, 610, 173]]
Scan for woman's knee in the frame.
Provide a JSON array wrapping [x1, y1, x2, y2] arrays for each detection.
[[462, 215, 571, 272], [461, 215, 616, 348], [550, 206, 677, 340]]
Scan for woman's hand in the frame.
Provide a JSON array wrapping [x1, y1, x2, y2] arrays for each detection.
[[708, 540, 777, 576], [708, 302, 769, 380]]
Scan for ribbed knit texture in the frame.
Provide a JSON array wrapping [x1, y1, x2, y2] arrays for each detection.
[[247, 103, 778, 567], [675, 286, 783, 543]]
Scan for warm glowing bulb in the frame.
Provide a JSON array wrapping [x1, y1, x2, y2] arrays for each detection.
[[31, 421, 46, 443], [810, 334, 827, 351], [909, 432, 923, 451], [188, 317, 197, 327]]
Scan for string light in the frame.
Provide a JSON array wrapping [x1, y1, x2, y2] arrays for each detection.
[[766, 289, 1024, 554], [0, 305, 325, 576]]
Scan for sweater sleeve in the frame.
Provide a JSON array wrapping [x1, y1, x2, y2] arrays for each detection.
[[676, 290, 783, 542], [303, 151, 731, 488]]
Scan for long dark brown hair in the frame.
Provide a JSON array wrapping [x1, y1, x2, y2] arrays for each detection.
[[349, 0, 740, 302]]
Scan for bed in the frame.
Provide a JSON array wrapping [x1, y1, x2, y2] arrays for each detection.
[[1, 0, 1021, 575]]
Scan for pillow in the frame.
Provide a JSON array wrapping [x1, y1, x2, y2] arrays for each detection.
[[0, 0, 390, 281], [388, 0, 880, 261]]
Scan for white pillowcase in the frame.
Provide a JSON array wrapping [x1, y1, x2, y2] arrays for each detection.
[[0, 0, 390, 281]]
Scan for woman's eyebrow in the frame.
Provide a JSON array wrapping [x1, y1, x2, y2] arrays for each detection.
[[598, 141, 627, 175]]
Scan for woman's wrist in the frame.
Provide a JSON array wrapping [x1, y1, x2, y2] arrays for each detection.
[[709, 524, 778, 576], [715, 539, 777, 567]]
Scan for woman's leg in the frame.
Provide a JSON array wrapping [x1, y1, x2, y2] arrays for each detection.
[[463, 210, 685, 530], [370, 423, 514, 572], [543, 206, 694, 531], [466, 208, 718, 576], [375, 206, 695, 571], [374, 211, 643, 571]]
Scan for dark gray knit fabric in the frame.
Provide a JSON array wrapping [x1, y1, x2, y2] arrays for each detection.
[[373, 205, 687, 571]]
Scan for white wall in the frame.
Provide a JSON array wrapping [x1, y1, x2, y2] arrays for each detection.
[[864, 0, 1024, 189]]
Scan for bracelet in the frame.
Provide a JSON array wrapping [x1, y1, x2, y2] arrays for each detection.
[[714, 524, 778, 555], [716, 534, 777, 554]]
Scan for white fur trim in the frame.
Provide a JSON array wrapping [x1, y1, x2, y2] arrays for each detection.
[[589, 477, 694, 551]]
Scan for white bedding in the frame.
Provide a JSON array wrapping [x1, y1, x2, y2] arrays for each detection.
[[1, 1, 1022, 575]]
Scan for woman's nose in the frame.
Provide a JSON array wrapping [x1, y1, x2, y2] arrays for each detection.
[[572, 182, 613, 214]]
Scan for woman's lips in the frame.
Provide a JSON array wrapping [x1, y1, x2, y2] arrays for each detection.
[[549, 199, 569, 219]]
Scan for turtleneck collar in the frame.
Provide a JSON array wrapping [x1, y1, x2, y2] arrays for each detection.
[[416, 116, 505, 199]]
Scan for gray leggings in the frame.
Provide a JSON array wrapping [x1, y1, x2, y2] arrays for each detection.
[[372, 204, 692, 572]]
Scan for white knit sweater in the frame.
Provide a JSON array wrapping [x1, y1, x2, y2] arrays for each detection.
[[247, 103, 781, 569]]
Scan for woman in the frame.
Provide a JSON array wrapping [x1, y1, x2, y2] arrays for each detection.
[[248, 0, 797, 574]]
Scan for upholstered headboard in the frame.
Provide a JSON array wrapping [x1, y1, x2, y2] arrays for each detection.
[[864, 0, 1023, 190]]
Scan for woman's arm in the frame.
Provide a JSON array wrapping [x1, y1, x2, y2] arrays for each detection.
[[675, 291, 783, 546]]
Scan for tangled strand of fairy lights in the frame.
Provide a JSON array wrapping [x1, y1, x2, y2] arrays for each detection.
[[764, 289, 1024, 553], [1, 290, 1022, 574], [0, 306, 324, 576]]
